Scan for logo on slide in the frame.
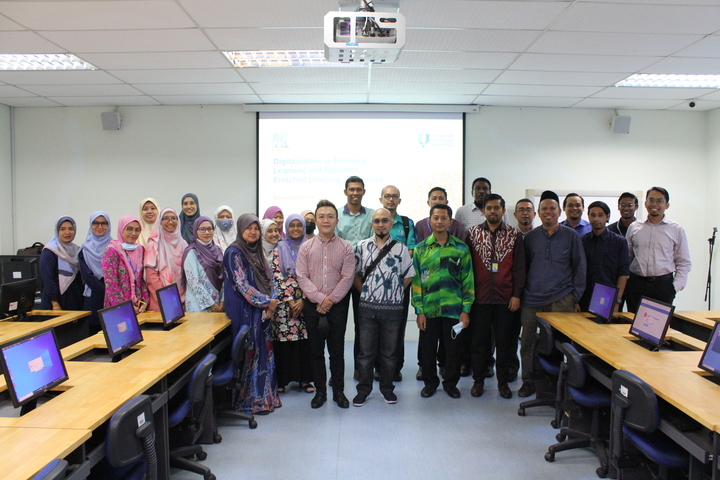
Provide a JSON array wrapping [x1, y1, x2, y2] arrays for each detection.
[[418, 134, 430, 148]]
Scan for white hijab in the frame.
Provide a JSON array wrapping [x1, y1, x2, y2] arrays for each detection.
[[212, 205, 237, 253]]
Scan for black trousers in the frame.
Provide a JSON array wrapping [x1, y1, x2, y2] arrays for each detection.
[[470, 304, 517, 384], [625, 273, 675, 314], [419, 317, 462, 390], [304, 295, 350, 395]]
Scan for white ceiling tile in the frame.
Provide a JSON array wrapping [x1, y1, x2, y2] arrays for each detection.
[[179, 0, 332, 28], [495, 70, 626, 87], [574, 98, 681, 109], [510, 53, 658, 73], [237, 67, 367, 83], [0, 96, 63, 107], [405, 28, 541, 53], [475, 95, 581, 108], [257, 94, 368, 103], [591, 0, 720, 4], [47, 95, 161, 107], [482, 84, 603, 97], [152, 94, 261, 105], [371, 68, 501, 83], [675, 35, 720, 58], [204, 28, 324, 51], [0, 85, 36, 97], [0, 70, 123, 85], [108, 69, 240, 84], [680, 89, 720, 101], [591, 87, 716, 100], [0, 15, 23, 31], [642, 57, 720, 75], [0, 1, 195, 30], [0, 31, 65, 53], [529, 31, 702, 56], [40, 29, 215, 53], [404, 1, 569, 29], [134, 83, 255, 96], [21, 84, 142, 97], [367, 94, 478, 104], [252, 83, 366, 95], [371, 82, 484, 95], [551, 3, 720, 34], [79, 52, 231, 70], [396, 51, 517, 69], [667, 99, 720, 111]]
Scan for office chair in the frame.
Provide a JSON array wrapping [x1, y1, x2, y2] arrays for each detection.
[[168, 353, 217, 480], [99, 395, 157, 480], [610, 370, 689, 480], [212, 324, 257, 443], [32, 459, 68, 480], [545, 343, 611, 478], [518, 317, 565, 428]]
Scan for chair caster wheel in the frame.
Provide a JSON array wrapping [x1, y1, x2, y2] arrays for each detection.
[[550, 419, 559, 428], [197, 451, 207, 461], [213, 433, 222, 443], [596, 467, 607, 478], [545, 452, 555, 462], [518, 408, 526, 416], [249, 420, 258, 429], [555, 433, 566, 442], [204, 474, 216, 480]]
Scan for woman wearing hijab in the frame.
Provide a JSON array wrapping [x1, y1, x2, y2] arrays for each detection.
[[180, 193, 200, 243], [144, 208, 188, 311], [212, 205, 236, 253], [78, 212, 112, 332], [272, 214, 314, 393], [262, 206, 286, 239], [138, 198, 159, 247], [301, 209, 316, 240], [102, 216, 150, 312], [223, 214, 281, 415], [184, 216, 224, 313], [40, 216, 83, 311]]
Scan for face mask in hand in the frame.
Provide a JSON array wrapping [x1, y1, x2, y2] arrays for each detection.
[[305, 221, 316, 234], [216, 219, 233, 231]]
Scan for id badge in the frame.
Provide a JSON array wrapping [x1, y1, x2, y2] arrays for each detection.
[[491, 262, 499, 273]]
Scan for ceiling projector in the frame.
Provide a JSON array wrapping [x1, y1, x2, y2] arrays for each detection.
[[324, 9, 406, 64]]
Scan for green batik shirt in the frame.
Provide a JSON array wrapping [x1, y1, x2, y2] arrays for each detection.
[[411, 233, 474, 320]]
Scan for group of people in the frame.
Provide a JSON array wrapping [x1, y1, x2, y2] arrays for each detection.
[[36, 175, 692, 413]]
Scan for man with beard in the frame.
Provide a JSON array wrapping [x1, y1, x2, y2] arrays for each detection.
[[608, 192, 639, 237], [560, 193, 592, 236]]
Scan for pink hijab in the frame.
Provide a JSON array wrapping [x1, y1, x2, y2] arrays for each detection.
[[144, 207, 188, 287], [107, 215, 144, 303], [263, 206, 286, 239]]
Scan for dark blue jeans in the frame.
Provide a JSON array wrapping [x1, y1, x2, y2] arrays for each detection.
[[356, 311, 403, 396]]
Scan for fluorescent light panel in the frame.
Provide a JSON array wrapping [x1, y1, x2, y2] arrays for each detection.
[[0, 54, 97, 71], [615, 74, 720, 88], [224, 50, 334, 68]]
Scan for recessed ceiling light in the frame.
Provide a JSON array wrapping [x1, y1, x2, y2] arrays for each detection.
[[614, 74, 720, 88], [0, 54, 97, 71]]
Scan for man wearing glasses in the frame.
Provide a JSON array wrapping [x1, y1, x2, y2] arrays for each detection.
[[624, 187, 691, 313], [352, 208, 415, 406], [513, 198, 536, 237], [608, 192, 639, 237]]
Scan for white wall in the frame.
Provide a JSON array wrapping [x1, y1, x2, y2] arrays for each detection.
[[706, 109, 720, 311], [0, 105, 12, 254]]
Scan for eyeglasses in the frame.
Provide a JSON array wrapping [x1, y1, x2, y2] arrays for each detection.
[[198, 227, 214, 233], [92, 221, 108, 227], [647, 198, 666, 205], [515, 208, 533, 214], [382, 194, 400, 200], [161, 216, 178, 222], [372, 218, 391, 224], [124, 227, 141, 234]]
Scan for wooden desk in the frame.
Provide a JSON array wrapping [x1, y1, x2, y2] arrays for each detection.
[[0, 310, 90, 347], [619, 310, 717, 342], [0, 427, 91, 480], [138, 311, 230, 338]]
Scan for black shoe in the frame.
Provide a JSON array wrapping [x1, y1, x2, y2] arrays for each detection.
[[416, 366, 423, 381], [394, 372, 402, 382], [498, 383, 512, 399], [443, 385, 461, 399], [382, 391, 398, 404], [518, 381, 536, 398], [333, 392, 350, 408], [459, 364, 471, 377], [373, 370, 380, 381], [311, 392, 327, 409], [484, 366, 495, 378], [420, 386, 436, 398], [470, 381, 484, 398], [352, 393, 367, 407]]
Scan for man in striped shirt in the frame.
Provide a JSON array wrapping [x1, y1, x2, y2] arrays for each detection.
[[412, 204, 474, 399]]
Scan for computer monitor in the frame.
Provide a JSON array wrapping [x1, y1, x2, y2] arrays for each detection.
[[698, 321, 720, 380], [0, 328, 69, 413], [156, 283, 184, 328], [629, 296, 674, 351], [0, 255, 40, 292], [587, 282, 619, 324], [0, 278, 37, 319], [98, 301, 143, 359]]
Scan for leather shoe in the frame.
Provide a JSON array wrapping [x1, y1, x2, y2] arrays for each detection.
[[459, 364, 471, 377], [333, 392, 350, 408], [498, 383, 512, 399], [518, 381, 535, 398], [311, 392, 327, 409], [444, 385, 461, 399], [484, 366, 495, 378], [420, 386, 436, 398], [470, 381, 484, 398]]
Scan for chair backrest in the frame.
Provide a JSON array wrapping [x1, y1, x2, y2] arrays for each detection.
[[536, 317, 555, 357], [231, 324, 250, 367], [560, 343, 586, 389], [187, 353, 217, 404], [105, 395, 157, 480], [611, 369, 660, 433], [31, 459, 68, 480]]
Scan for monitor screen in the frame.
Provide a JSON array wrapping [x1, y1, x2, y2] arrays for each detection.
[[156, 283, 184, 327], [0, 328, 68, 408], [587, 282, 619, 323], [98, 301, 143, 356], [629, 296, 674, 349], [699, 321, 720, 378], [0, 278, 37, 319]]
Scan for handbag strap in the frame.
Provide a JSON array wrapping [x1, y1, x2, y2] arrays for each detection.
[[362, 240, 398, 283]]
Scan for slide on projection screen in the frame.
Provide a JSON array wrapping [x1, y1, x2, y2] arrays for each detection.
[[258, 112, 464, 223]]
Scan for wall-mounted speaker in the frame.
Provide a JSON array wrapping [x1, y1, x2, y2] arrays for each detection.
[[101, 112, 122, 130], [611, 115, 631, 134]]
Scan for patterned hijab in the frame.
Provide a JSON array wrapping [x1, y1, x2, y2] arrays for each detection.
[[138, 198, 159, 247], [212, 205, 237, 253], [263, 205, 286, 239], [229, 214, 272, 296], [144, 207, 187, 287], [107, 216, 144, 303], [277, 213, 306, 278], [183, 216, 224, 292], [179, 193, 200, 243], [43, 216, 80, 295]]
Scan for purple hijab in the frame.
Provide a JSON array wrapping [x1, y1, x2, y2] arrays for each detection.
[[277, 213, 306, 278], [182, 216, 224, 292]]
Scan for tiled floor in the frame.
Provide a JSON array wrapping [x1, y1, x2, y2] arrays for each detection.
[[171, 341, 602, 480]]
